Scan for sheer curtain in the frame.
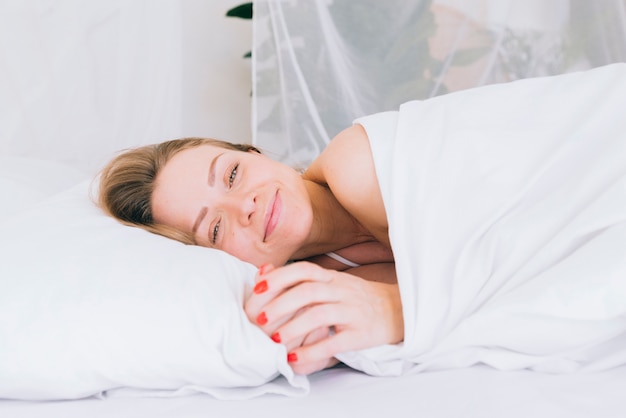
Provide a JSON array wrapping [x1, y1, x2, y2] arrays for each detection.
[[252, 0, 626, 169]]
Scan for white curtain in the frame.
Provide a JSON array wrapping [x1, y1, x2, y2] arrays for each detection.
[[252, 0, 626, 169]]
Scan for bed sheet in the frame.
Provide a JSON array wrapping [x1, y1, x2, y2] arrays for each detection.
[[2, 364, 625, 418]]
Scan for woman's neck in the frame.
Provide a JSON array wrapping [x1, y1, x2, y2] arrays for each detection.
[[291, 179, 373, 261]]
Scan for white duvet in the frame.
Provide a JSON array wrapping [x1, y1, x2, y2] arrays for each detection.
[[338, 64, 626, 375]]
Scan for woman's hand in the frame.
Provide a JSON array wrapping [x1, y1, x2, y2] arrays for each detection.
[[244, 261, 403, 375]]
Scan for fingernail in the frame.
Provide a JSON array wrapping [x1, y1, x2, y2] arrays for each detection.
[[253, 280, 268, 294], [257, 311, 268, 325], [271, 332, 281, 343], [287, 352, 298, 363], [258, 263, 271, 276]]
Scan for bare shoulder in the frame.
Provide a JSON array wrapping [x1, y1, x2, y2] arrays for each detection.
[[304, 124, 369, 182], [304, 124, 389, 245]]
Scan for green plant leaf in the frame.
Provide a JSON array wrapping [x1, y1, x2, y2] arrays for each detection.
[[243, 51, 252, 58], [449, 46, 491, 66], [226, 2, 253, 19]]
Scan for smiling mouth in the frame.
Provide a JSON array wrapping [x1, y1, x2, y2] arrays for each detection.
[[263, 191, 281, 241]]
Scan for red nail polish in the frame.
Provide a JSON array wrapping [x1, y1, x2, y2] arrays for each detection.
[[257, 311, 268, 325], [271, 332, 281, 343], [287, 352, 298, 363], [253, 280, 268, 294], [258, 263, 271, 276]]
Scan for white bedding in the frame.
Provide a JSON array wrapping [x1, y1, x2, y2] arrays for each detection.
[[340, 64, 626, 375], [3, 365, 626, 418], [1, 134, 624, 415]]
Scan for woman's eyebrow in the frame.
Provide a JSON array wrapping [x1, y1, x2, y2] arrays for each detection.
[[192, 152, 224, 235], [208, 152, 225, 186], [192, 206, 208, 235], [191, 152, 224, 235]]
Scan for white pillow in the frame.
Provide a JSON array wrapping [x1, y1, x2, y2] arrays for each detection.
[[0, 181, 308, 401], [0, 155, 87, 219]]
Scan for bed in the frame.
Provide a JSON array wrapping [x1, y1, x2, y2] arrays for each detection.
[[2, 1, 626, 417], [3, 366, 626, 418]]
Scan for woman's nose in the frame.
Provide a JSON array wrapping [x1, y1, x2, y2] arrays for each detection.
[[225, 191, 256, 225]]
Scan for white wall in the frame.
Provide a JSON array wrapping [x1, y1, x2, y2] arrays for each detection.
[[0, 0, 253, 175], [181, 0, 253, 144]]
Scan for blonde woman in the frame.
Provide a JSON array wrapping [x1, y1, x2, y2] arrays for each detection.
[[99, 125, 402, 376]]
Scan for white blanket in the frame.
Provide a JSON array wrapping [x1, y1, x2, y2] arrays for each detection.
[[338, 64, 626, 375]]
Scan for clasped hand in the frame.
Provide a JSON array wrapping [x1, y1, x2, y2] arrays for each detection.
[[244, 261, 403, 375]]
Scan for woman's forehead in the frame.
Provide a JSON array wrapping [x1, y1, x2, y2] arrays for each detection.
[[151, 147, 216, 227], [163, 145, 226, 175]]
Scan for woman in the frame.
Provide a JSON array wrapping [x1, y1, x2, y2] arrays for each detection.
[[101, 64, 626, 378], [98, 124, 403, 375]]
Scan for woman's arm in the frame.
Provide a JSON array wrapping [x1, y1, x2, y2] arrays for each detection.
[[244, 261, 403, 375], [306, 240, 395, 271]]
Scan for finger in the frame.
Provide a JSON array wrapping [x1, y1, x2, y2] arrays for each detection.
[[275, 303, 349, 351], [277, 325, 329, 353], [287, 330, 357, 373], [244, 264, 278, 322], [245, 262, 310, 323], [260, 280, 344, 331], [271, 325, 328, 356], [255, 263, 275, 283], [290, 356, 338, 376], [246, 286, 323, 340], [255, 261, 334, 300], [287, 335, 347, 375], [301, 326, 330, 347], [245, 263, 337, 328]]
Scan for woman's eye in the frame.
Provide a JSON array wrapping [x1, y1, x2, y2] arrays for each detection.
[[228, 163, 239, 188], [212, 220, 220, 244]]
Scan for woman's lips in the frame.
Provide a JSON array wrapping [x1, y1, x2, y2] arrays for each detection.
[[264, 191, 281, 241]]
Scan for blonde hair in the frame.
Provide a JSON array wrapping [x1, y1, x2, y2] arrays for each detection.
[[98, 137, 260, 244]]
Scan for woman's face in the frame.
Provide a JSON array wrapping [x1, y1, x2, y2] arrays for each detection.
[[151, 145, 313, 267]]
